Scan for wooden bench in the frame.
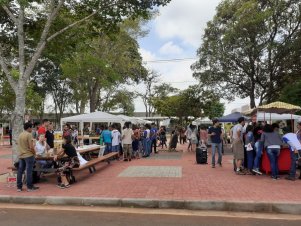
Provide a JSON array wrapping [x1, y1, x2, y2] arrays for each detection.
[[67, 152, 118, 183]]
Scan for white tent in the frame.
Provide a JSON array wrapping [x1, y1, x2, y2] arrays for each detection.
[[256, 112, 301, 121], [193, 117, 212, 125], [117, 114, 139, 124], [61, 111, 126, 134]]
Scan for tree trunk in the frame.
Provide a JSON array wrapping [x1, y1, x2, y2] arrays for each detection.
[[249, 92, 256, 109], [89, 82, 99, 113], [11, 86, 26, 163], [80, 100, 86, 114]]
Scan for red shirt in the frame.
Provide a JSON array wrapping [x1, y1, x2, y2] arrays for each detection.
[[37, 126, 46, 136]]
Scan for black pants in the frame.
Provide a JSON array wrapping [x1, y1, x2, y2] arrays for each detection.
[[152, 139, 157, 153]]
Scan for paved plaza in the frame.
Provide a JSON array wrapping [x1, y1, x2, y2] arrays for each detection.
[[1, 143, 301, 204]]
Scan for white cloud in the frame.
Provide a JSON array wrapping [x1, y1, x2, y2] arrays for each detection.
[[159, 41, 183, 56], [155, 0, 221, 48]]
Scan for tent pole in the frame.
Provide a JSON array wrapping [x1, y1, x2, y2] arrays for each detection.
[[291, 112, 294, 132]]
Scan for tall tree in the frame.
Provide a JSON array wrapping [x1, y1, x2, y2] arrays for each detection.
[[0, 0, 171, 162], [192, 0, 301, 108]]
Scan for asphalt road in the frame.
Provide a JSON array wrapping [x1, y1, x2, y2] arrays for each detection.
[[1, 205, 301, 226]]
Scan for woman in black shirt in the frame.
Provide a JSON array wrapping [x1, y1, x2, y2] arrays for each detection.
[[54, 136, 79, 189]]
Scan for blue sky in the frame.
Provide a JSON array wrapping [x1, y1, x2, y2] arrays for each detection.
[[131, 0, 258, 115]]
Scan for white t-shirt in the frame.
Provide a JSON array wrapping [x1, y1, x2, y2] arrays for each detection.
[[232, 124, 243, 140], [122, 128, 134, 145], [35, 142, 47, 156], [111, 129, 121, 146]]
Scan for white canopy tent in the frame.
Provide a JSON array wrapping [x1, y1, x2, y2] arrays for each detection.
[[117, 114, 140, 125], [61, 111, 127, 135], [192, 117, 212, 125], [256, 112, 301, 121]]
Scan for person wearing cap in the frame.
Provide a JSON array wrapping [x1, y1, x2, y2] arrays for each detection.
[[208, 119, 223, 168], [282, 133, 301, 181]]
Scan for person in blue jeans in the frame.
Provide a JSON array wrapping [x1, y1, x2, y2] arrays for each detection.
[[102, 125, 112, 154], [208, 119, 223, 168], [17, 122, 39, 192], [282, 133, 301, 181], [245, 125, 254, 175], [252, 123, 263, 175], [260, 123, 283, 180]]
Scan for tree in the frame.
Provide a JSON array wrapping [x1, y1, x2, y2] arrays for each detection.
[[280, 80, 301, 109], [0, 0, 171, 162], [139, 70, 160, 117], [192, 0, 301, 108], [154, 85, 225, 123], [62, 28, 147, 113]]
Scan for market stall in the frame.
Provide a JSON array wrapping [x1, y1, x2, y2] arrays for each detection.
[[61, 111, 127, 145], [250, 102, 301, 174]]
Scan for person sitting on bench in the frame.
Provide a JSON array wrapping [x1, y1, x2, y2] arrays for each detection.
[[54, 136, 80, 189]]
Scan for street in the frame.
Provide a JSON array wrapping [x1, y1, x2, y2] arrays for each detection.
[[1, 204, 301, 226]]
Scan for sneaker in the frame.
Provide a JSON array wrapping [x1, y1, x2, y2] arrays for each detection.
[[58, 184, 70, 189], [252, 169, 262, 175], [246, 170, 253, 175], [285, 176, 295, 181], [27, 186, 39, 192], [17, 188, 22, 192], [236, 170, 246, 175], [218, 163, 222, 167]]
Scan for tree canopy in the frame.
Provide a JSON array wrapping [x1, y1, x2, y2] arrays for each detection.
[[192, 0, 301, 108]]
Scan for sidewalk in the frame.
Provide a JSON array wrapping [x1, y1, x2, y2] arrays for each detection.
[[1, 143, 301, 214]]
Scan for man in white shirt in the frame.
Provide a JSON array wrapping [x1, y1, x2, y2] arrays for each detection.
[[122, 122, 134, 161], [111, 124, 121, 159], [283, 133, 301, 181], [232, 117, 246, 175]]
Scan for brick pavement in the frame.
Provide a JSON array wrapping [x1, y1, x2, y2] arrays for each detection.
[[1, 143, 301, 203]]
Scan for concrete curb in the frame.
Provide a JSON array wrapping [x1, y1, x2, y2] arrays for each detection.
[[1, 195, 301, 215]]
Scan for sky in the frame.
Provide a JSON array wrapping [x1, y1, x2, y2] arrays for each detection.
[[133, 0, 257, 115]]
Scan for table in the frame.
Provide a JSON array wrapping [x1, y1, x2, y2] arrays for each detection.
[[78, 136, 100, 145], [35, 145, 105, 161], [261, 147, 291, 174]]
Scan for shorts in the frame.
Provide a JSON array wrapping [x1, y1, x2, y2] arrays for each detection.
[[111, 145, 120, 152], [233, 139, 244, 160]]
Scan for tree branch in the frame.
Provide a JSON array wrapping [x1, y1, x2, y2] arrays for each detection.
[[2, 5, 18, 24], [17, 6, 25, 81], [24, 0, 64, 80], [47, 11, 97, 42], [0, 48, 17, 93]]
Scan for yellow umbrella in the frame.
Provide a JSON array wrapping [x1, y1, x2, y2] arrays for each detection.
[[257, 101, 301, 114]]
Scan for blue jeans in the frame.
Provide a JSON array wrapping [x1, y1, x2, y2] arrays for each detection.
[[266, 148, 280, 178], [17, 156, 35, 189], [104, 143, 112, 154], [143, 139, 152, 156], [211, 142, 222, 165], [289, 150, 301, 177], [247, 151, 254, 170], [253, 141, 263, 170]]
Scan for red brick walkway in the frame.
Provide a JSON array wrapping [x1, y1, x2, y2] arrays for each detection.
[[1, 143, 300, 203]]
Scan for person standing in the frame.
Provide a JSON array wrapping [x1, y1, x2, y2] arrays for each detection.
[[17, 122, 39, 192], [45, 122, 54, 148], [199, 125, 208, 145], [252, 123, 264, 175], [283, 132, 301, 181], [150, 123, 158, 154], [102, 125, 112, 154], [208, 119, 223, 168], [232, 117, 246, 174], [37, 119, 49, 137], [261, 123, 283, 180], [111, 124, 121, 159], [122, 122, 134, 161], [142, 124, 151, 157]]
